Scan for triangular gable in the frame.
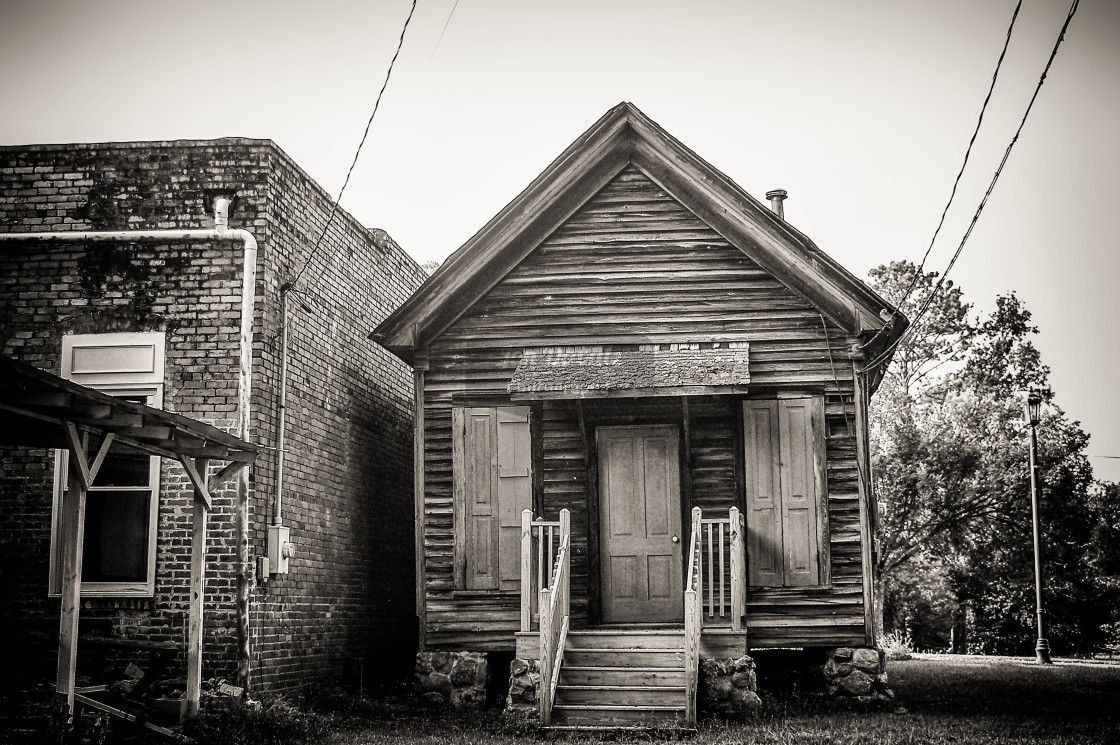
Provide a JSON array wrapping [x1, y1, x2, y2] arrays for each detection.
[[371, 102, 906, 374]]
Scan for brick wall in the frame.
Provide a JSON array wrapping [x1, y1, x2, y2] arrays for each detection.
[[249, 146, 427, 692], [0, 139, 426, 696]]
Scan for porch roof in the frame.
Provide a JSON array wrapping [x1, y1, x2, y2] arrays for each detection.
[[0, 354, 258, 464], [507, 346, 750, 400]]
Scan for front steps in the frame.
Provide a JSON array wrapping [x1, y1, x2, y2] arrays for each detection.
[[548, 629, 690, 729]]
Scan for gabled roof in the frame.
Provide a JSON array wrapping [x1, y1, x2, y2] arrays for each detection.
[[372, 102, 906, 379]]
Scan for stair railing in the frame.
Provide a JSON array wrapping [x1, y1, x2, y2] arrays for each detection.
[[538, 509, 570, 727], [521, 509, 562, 632], [683, 506, 703, 727], [698, 507, 746, 631]]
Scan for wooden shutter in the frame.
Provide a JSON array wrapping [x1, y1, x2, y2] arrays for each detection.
[[455, 407, 499, 590], [453, 406, 532, 591], [496, 407, 531, 590], [777, 396, 825, 586], [743, 400, 784, 586]]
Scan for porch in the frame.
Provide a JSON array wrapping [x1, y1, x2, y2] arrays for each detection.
[[514, 506, 748, 728]]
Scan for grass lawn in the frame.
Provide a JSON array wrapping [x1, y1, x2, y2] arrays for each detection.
[[321, 655, 1120, 745]]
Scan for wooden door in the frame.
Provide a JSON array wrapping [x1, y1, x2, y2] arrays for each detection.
[[597, 426, 683, 623]]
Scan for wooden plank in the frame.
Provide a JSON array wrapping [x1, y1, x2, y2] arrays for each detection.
[[521, 509, 532, 632], [700, 629, 748, 658], [73, 694, 184, 740], [450, 406, 467, 591], [729, 507, 743, 632], [684, 589, 699, 727], [56, 465, 87, 712], [852, 360, 875, 645], [180, 455, 213, 510], [62, 422, 91, 492], [210, 459, 246, 488], [186, 458, 208, 718], [87, 432, 115, 483], [743, 400, 782, 586]]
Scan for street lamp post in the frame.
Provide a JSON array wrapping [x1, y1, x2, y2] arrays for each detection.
[[1026, 389, 1052, 665]]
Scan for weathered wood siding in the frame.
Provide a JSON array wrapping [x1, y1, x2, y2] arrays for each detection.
[[419, 166, 866, 650]]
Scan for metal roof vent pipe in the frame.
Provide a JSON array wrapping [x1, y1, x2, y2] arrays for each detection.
[[765, 189, 788, 220], [207, 191, 239, 233]]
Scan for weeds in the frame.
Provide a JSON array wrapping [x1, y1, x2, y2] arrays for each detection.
[[171, 657, 1120, 745], [880, 629, 915, 660]]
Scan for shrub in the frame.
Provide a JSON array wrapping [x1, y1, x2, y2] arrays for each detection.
[[181, 695, 333, 745], [880, 629, 915, 661]]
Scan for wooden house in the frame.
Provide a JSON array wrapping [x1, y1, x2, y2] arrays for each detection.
[[371, 103, 906, 727]]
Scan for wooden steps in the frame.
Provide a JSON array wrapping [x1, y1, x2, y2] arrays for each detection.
[[548, 629, 690, 729]]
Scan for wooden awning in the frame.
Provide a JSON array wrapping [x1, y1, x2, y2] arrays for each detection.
[[508, 346, 750, 400], [0, 354, 258, 723], [0, 354, 257, 465]]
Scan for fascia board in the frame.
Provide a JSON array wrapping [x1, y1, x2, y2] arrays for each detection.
[[626, 117, 873, 337], [371, 105, 635, 358]]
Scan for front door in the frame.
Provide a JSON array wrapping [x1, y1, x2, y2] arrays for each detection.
[[597, 426, 683, 623]]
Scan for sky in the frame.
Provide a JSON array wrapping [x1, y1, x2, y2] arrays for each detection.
[[1, 0, 1117, 482]]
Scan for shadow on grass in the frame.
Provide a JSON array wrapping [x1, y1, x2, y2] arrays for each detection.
[[891, 655, 1120, 721], [173, 658, 1120, 745]]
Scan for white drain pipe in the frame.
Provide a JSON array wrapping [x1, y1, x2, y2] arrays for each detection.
[[0, 195, 258, 689]]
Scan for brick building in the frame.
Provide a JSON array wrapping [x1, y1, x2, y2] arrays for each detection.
[[0, 139, 428, 697]]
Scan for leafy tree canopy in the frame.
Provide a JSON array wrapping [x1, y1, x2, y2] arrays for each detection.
[[869, 261, 1117, 654]]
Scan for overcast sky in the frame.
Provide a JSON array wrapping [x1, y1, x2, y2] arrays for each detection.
[[1, 0, 1117, 482]]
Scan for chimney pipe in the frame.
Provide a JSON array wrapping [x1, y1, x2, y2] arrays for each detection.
[[208, 191, 239, 232], [765, 189, 788, 220]]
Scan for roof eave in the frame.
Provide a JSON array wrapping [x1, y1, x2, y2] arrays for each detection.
[[371, 102, 638, 358], [371, 101, 904, 365]]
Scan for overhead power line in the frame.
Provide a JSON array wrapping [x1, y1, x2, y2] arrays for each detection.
[[426, 0, 460, 70], [866, 0, 1081, 373], [900, 1, 1023, 306], [860, 0, 1023, 355], [290, 0, 420, 290]]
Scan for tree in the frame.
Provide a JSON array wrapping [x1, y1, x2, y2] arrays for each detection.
[[868, 261, 1117, 654], [868, 261, 979, 584]]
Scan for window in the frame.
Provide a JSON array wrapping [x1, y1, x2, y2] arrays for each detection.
[[452, 406, 531, 591], [743, 396, 829, 587], [49, 333, 164, 597]]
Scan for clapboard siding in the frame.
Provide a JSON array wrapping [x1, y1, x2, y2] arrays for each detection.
[[418, 166, 868, 650]]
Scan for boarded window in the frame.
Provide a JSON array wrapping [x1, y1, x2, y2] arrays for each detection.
[[453, 406, 532, 591], [743, 396, 828, 587]]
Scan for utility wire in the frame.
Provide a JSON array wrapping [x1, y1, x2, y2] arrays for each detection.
[[426, 0, 460, 70], [861, 0, 1023, 354], [866, 0, 1080, 374], [289, 0, 419, 290], [820, 313, 867, 491]]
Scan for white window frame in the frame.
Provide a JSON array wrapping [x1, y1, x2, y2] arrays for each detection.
[[48, 332, 165, 597]]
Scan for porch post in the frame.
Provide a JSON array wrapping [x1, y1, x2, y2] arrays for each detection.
[[186, 458, 209, 718], [729, 506, 744, 632], [520, 509, 532, 632], [56, 458, 88, 712]]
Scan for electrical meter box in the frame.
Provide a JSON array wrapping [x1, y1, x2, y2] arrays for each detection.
[[267, 525, 293, 574]]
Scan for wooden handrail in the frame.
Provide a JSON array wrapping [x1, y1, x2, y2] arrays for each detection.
[[539, 509, 570, 727], [698, 507, 746, 630], [684, 506, 703, 727], [520, 510, 562, 633]]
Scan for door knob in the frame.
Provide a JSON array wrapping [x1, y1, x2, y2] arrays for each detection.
[[671, 535, 680, 543]]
